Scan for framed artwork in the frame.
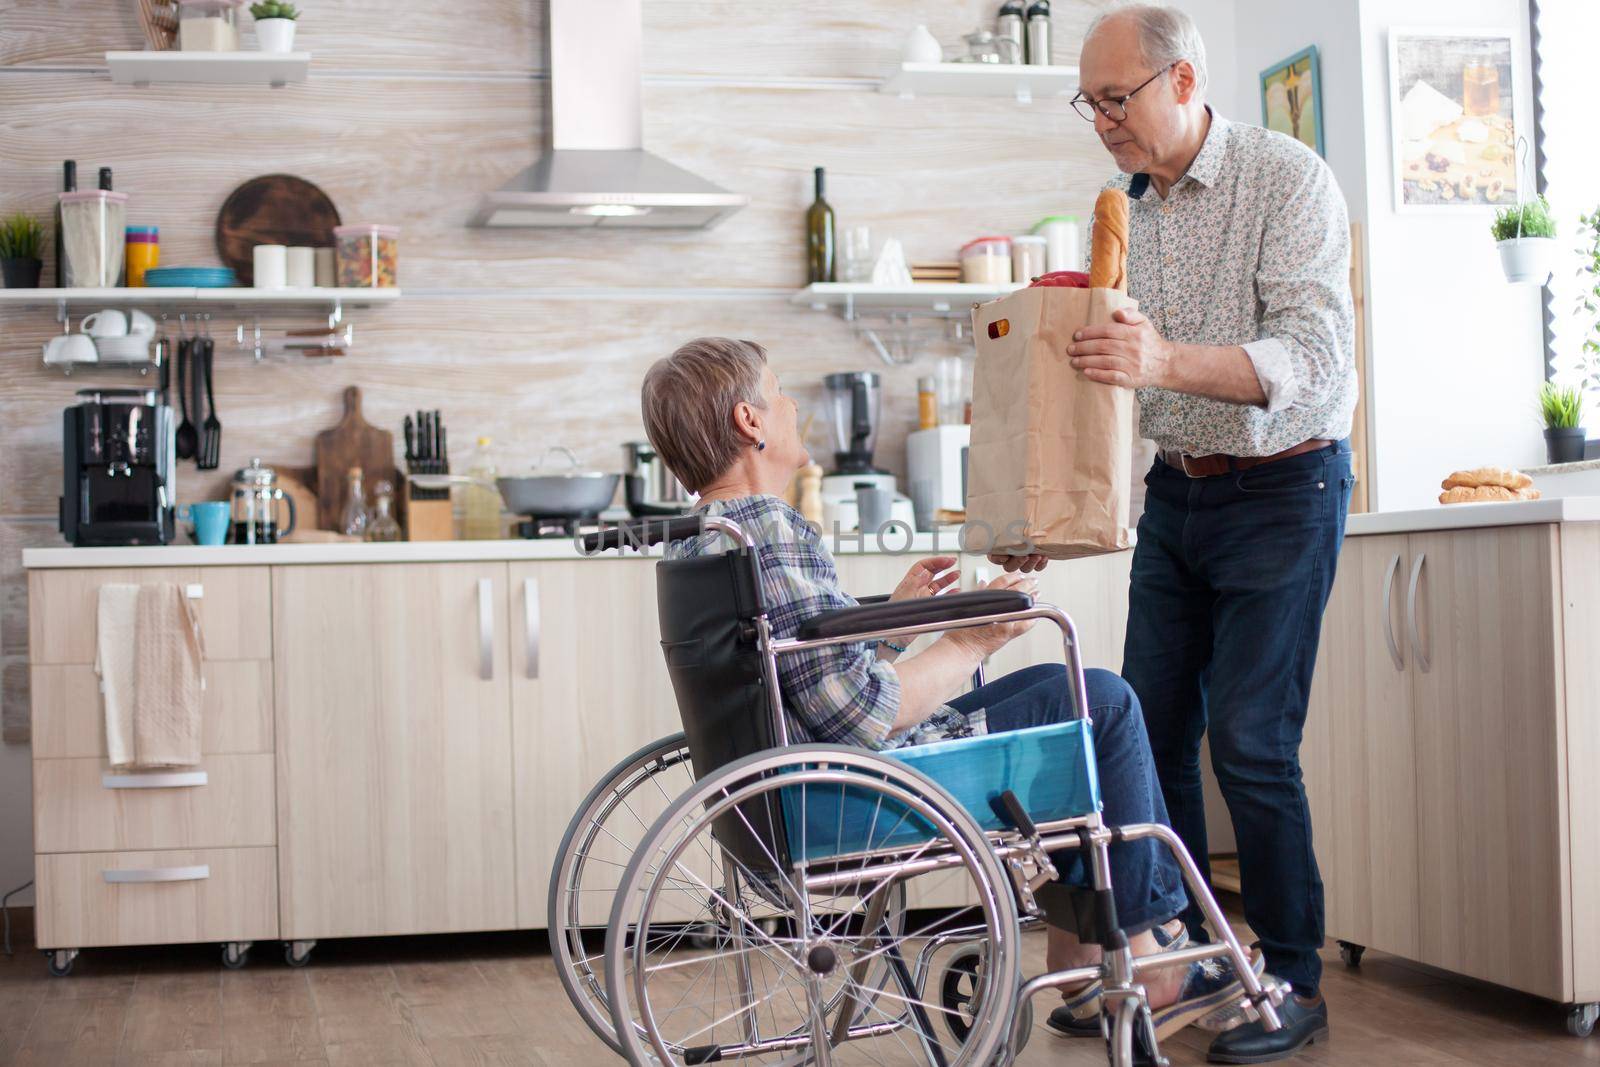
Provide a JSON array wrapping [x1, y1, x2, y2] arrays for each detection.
[[1389, 29, 1519, 211], [1260, 46, 1324, 157]]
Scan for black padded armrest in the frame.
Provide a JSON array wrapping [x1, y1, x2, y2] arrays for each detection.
[[580, 516, 706, 554], [855, 593, 891, 606], [796, 589, 1033, 641]]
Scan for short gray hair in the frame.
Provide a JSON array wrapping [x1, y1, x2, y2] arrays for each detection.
[[1086, 3, 1209, 95], [641, 337, 768, 493]]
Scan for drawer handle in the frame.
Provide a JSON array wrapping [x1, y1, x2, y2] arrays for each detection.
[[102, 771, 208, 789], [478, 577, 495, 681], [103, 865, 210, 884], [185, 583, 203, 600], [1381, 552, 1404, 672], [1407, 552, 1430, 674], [524, 577, 540, 680]]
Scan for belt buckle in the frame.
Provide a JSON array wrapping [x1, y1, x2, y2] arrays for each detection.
[[1178, 453, 1203, 479]]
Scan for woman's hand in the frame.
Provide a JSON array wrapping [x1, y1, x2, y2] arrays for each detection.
[[946, 572, 1039, 659], [889, 556, 959, 602]]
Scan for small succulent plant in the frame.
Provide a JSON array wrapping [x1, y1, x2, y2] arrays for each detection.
[[250, 2, 299, 20], [0, 213, 44, 260]]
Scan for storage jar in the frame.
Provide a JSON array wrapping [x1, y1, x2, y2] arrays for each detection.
[[334, 225, 400, 288], [959, 237, 1012, 285]]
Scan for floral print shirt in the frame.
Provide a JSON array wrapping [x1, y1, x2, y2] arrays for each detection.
[[1101, 109, 1358, 456]]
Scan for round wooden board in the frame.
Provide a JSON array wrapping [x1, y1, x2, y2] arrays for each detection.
[[215, 175, 341, 285]]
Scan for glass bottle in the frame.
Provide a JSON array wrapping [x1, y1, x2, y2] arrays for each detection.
[[55, 161, 75, 288], [463, 436, 502, 540], [340, 466, 368, 538], [365, 480, 402, 542], [806, 166, 836, 284]]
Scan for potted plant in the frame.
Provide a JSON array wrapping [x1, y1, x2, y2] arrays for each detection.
[[1493, 194, 1559, 284], [1575, 207, 1600, 403], [250, 1, 298, 52], [1539, 381, 1587, 465], [0, 212, 44, 288]]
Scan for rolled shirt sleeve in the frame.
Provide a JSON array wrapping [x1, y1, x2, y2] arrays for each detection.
[[1248, 154, 1354, 416]]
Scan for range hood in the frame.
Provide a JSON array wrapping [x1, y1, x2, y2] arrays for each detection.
[[471, 0, 748, 230]]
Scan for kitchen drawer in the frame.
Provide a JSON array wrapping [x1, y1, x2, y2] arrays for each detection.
[[30, 661, 273, 759], [28, 566, 271, 665], [33, 753, 276, 854], [35, 846, 278, 949]]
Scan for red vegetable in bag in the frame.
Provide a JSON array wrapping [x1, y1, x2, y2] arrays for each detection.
[[1028, 270, 1092, 288]]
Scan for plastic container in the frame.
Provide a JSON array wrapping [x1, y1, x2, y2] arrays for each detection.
[[125, 226, 159, 287], [917, 376, 937, 430], [334, 224, 400, 288], [59, 190, 129, 288], [959, 236, 1012, 284], [1010, 234, 1047, 282], [1032, 214, 1081, 273], [782, 719, 1100, 859], [177, 0, 242, 51]]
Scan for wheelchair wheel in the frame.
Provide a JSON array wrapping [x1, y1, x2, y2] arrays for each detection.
[[606, 744, 1021, 1066], [548, 732, 697, 1054], [939, 943, 1031, 1052]]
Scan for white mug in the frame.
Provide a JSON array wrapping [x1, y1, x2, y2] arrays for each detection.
[[80, 309, 128, 338], [43, 334, 99, 365], [127, 308, 156, 337]]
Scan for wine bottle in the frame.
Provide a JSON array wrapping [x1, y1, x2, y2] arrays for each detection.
[[806, 166, 836, 284], [55, 160, 75, 288], [98, 167, 113, 191]]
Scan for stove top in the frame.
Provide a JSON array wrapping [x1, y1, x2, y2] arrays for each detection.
[[515, 515, 599, 539]]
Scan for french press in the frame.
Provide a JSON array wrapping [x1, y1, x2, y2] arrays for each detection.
[[230, 458, 297, 545]]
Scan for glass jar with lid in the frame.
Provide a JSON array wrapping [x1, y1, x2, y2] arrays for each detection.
[[177, 0, 243, 52], [229, 458, 298, 545]]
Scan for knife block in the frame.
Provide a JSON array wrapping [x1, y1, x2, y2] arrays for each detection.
[[400, 481, 455, 541]]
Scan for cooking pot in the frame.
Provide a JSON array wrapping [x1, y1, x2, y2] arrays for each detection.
[[496, 446, 619, 518]]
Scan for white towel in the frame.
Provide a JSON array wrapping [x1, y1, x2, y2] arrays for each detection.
[[132, 582, 205, 768], [95, 584, 141, 768]]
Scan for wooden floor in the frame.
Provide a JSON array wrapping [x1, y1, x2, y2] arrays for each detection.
[[1, 906, 1596, 1066]]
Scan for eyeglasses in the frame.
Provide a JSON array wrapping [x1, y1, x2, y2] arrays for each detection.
[[1070, 63, 1177, 123]]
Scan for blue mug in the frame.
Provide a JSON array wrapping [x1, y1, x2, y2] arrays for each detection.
[[180, 501, 230, 546]]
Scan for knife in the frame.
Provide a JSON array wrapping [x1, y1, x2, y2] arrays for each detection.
[[433, 410, 443, 468], [438, 425, 448, 472], [403, 414, 415, 466]]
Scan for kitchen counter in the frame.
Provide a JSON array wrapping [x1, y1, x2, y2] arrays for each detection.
[[22, 527, 965, 569], [1345, 495, 1600, 537]]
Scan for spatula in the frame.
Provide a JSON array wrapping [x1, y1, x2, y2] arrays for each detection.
[[200, 335, 222, 471], [174, 336, 198, 461]]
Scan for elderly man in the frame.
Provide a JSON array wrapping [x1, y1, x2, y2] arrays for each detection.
[[1043, 4, 1356, 1062]]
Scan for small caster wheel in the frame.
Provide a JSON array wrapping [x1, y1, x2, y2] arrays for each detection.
[[222, 942, 250, 970], [1567, 1002, 1598, 1038], [284, 941, 315, 968], [684, 923, 722, 952], [1338, 941, 1365, 968], [939, 944, 1031, 1052], [45, 949, 77, 977]]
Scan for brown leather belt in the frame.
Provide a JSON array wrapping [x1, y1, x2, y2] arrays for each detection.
[[1159, 439, 1333, 479]]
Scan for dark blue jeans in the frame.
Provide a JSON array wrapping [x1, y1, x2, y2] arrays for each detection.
[[1122, 441, 1353, 996], [946, 663, 1188, 934]]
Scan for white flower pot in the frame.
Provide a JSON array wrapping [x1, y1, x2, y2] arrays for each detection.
[[1497, 236, 1558, 285], [255, 17, 296, 53]]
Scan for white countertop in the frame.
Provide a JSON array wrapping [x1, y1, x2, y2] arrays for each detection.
[[1345, 495, 1600, 537], [22, 528, 965, 569]]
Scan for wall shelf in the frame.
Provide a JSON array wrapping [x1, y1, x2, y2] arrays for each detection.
[[878, 62, 1080, 104], [792, 282, 1020, 318], [105, 50, 309, 87], [1, 287, 397, 312]]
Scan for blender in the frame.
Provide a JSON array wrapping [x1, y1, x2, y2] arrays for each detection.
[[820, 371, 916, 533]]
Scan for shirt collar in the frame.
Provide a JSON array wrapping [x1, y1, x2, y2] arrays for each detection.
[[1180, 107, 1229, 189]]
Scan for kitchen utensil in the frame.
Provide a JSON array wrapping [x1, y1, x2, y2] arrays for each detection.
[[958, 28, 1001, 63], [496, 447, 619, 519], [273, 468, 320, 539], [824, 371, 886, 476], [200, 334, 221, 470], [94, 335, 152, 363], [179, 501, 230, 545], [138, 0, 180, 50], [313, 386, 395, 531], [61, 387, 176, 546], [191, 327, 208, 467], [43, 334, 98, 367], [81, 309, 128, 338], [174, 334, 197, 460], [155, 328, 171, 405], [216, 175, 341, 286], [230, 458, 298, 544]]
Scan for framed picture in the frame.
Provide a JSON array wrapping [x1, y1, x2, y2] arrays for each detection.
[[1260, 46, 1324, 157], [1388, 29, 1519, 212]]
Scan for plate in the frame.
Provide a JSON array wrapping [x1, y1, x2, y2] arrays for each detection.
[[215, 175, 341, 285]]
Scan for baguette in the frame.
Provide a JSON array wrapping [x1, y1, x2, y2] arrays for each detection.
[[1089, 189, 1130, 291]]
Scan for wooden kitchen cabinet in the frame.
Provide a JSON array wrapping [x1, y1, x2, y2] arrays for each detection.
[[273, 562, 517, 940], [1305, 521, 1597, 1008]]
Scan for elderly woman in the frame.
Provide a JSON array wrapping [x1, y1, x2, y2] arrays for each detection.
[[640, 336, 1254, 1040]]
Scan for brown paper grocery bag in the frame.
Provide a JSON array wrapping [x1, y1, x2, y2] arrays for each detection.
[[966, 286, 1137, 560]]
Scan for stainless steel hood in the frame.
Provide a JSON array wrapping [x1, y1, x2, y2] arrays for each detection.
[[470, 0, 748, 230]]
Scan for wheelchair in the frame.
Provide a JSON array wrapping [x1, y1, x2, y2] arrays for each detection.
[[550, 514, 1283, 1066]]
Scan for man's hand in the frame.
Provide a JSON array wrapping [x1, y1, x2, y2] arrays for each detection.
[[889, 556, 959, 602], [1066, 307, 1175, 389], [988, 552, 1049, 574]]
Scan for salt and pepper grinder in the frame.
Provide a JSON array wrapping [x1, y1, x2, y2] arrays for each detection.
[[996, 1, 1026, 64], [1025, 0, 1052, 65]]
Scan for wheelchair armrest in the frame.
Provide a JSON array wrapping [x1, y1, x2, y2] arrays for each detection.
[[796, 589, 1033, 641], [579, 516, 707, 554], [855, 593, 891, 606]]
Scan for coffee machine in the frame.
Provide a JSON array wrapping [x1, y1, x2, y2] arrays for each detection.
[[819, 371, 915, 532], [61, 388, 176, 547]]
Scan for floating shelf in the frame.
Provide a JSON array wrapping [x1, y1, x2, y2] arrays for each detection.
[[106, 50, 309, 87], [792, 282, 1021, 318], [0, 287, 398, 310], [879, 62, 1080, 104]]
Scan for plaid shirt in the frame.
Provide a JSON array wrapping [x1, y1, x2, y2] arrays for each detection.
[[667, 494, 983, 750]]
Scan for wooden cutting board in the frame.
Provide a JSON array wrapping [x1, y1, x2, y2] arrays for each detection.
[[215, 174, 341, 285], [314, 387, 395, 532]]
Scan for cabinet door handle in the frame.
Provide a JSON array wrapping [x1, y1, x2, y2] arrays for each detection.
[[103, 865, 209, 884], [1381, 552, 1404, 672], [523, 578, 540, 680], [478, 577, 494, 681], [102, 771, 207, 789], [1407, 552, 1430, 674]]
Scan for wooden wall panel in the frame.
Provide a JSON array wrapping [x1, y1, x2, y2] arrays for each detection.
[[0, 1, 1124, 741]]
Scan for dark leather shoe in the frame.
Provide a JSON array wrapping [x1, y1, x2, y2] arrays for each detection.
[[1206, 993, 1329, 1064]]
